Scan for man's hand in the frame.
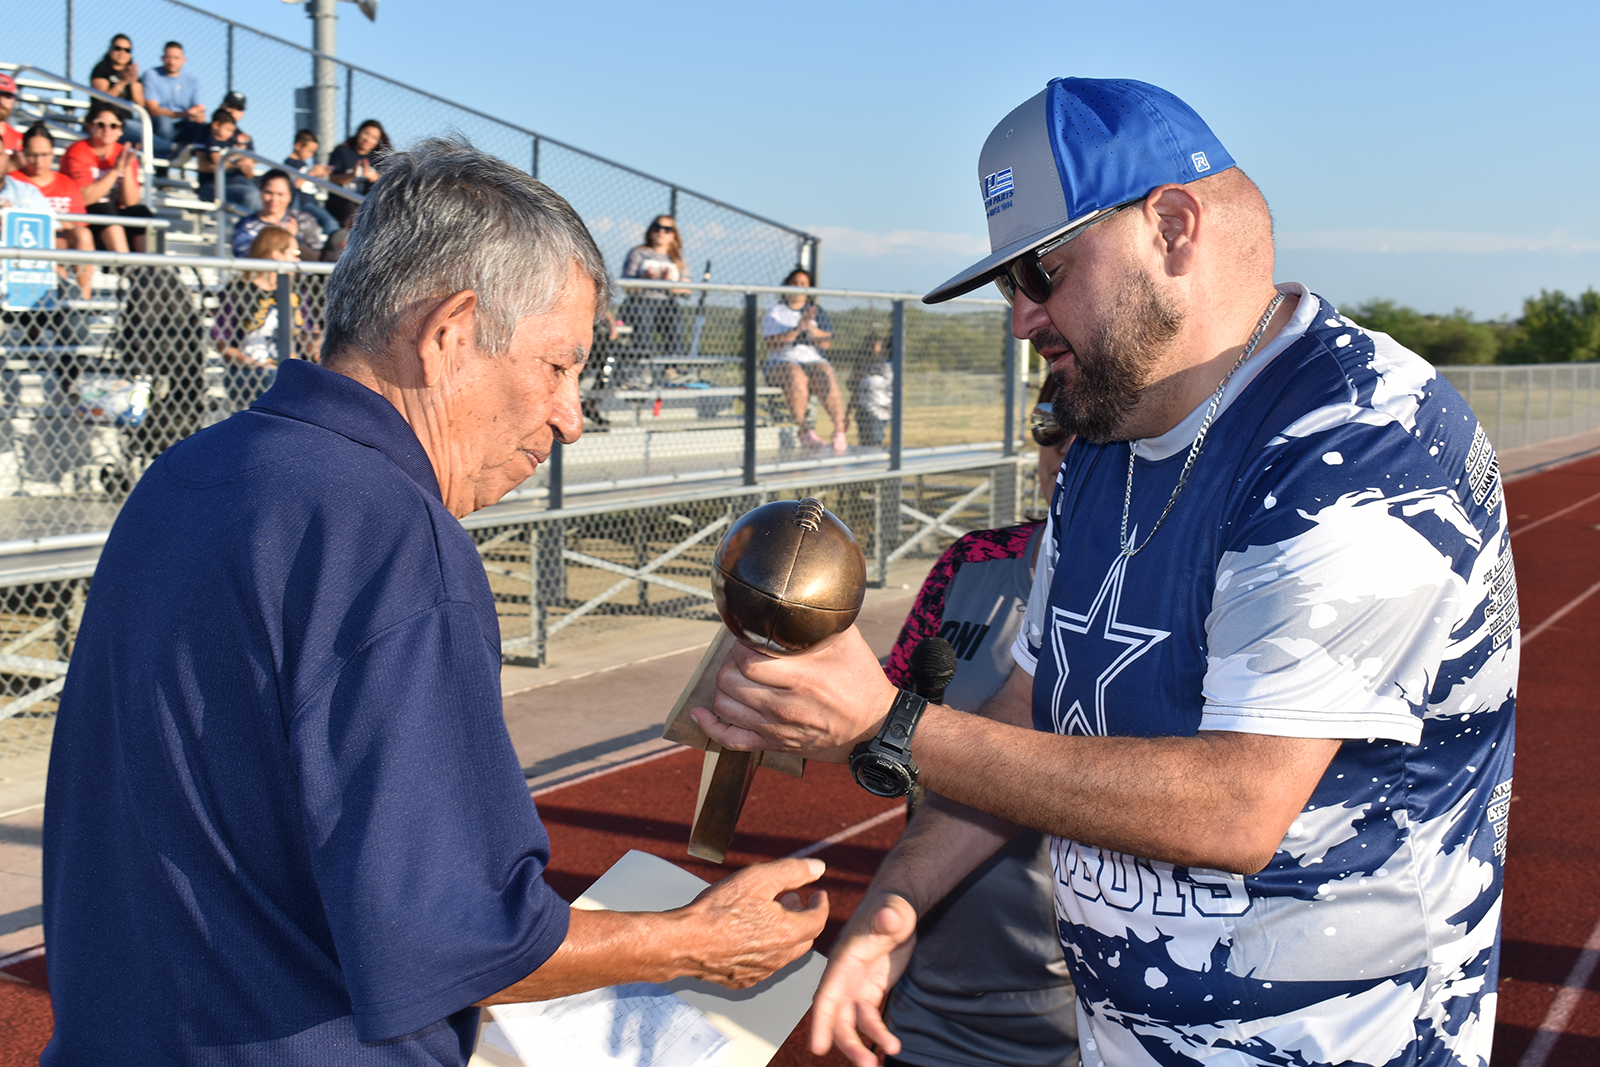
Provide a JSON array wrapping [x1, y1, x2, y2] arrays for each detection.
[[810, 892, 918, 1067], [690, 625, 896, 761], [480, 857, 829, 1005], [186, 103, 207, 122], [672, 857, 830, 988]]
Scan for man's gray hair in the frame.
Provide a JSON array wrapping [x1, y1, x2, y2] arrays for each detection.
[[322, 137, 611, 361]]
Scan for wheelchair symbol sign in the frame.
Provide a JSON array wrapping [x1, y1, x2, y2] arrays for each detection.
[[3, 211, 57, 311]]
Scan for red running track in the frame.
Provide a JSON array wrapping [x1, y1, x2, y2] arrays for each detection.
[[5, 453, 1600, 1065]]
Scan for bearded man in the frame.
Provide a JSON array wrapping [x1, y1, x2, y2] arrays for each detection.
[[692, 78, 1518, 1067]]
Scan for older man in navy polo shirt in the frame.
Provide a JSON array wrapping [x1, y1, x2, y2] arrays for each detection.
[[41, 138, 828, 1064]]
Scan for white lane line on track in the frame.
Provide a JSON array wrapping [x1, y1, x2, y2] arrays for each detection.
[[1515, 913, 1600, 1067], [529, 744, 685, 798], [784, 807, 904, 861], [1521, 577, 1600, 646], [1511, 487, 1600, 540]]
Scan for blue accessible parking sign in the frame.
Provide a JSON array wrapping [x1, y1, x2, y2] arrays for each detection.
[[2, 210, 58, 311]]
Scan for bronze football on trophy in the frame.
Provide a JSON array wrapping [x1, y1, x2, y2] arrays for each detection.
[[711, 498, 868, 655]]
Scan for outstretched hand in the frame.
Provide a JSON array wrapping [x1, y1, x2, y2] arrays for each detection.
[[810, 893, 919, 1066]]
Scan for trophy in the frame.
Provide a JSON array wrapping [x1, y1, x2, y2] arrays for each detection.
[[662, 498, 867, 861]]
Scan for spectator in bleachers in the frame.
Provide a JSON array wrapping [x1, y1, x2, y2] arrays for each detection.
[[192, 108, 261, 213], [89, 34, 147, 146], [232, 169, 325, 258], [848, 328, 894, 448], [0, 73, 20, 174], [327, 118, 388, 226], [618, 215, 688, 360], [13, 125, 94, 299], [282, 129, 340, 236], [61, 103, 156, 252], [218, 91, 255, 154], [763, 267, 848, 453], [212, 226, 310, 403], [139, 41, 207, 153]]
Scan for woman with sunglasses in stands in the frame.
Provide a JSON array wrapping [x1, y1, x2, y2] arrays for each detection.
[[617, 215, 689, 366], [60, 102, 156, 252], [88, 35, 150, 150]]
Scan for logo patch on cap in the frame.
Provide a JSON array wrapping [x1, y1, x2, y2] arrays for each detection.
[[982, 168, 1014, 216], [1191, 151, 1211, 173]]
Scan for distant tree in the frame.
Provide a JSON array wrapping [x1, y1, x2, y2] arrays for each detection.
[[1345, 300, 1506, 365], [1498, 289, 1600, 364]]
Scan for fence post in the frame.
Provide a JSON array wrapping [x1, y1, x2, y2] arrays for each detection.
[[227, 24, 235, 92], [743, 293, 757, 486], [547, 439, 563, 510], [531, 136, 540, 180], [1002, 329, 1018, 458], [65, 0, 73, 80], [345, 67, 354, 140], [275, 271, 293, 362], [669, 186, 679, 218], [872, 473, 900, 589], [889, 299, 906, 472]]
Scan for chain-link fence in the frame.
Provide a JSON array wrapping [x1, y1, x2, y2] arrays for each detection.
[[0, 247, 1029, 761], [11, 0, 817, 284], [0, 249, 333, 540], [1437, 363, 1600, 453]]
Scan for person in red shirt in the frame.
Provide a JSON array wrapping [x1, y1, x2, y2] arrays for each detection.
[[13, 124, 94, 298], [0, 73, 21, 174], [60, 102, 154, 252]]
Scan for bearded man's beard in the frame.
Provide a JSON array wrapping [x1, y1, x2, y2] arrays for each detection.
[[1045, 268, 1184, 444]]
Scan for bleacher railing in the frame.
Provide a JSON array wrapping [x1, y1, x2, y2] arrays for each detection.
[[15, 0, 820, 283]]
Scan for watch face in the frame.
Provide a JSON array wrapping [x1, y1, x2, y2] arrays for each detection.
[[852, 753, 912, 798]]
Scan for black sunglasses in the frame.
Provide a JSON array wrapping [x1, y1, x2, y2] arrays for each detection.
[[110, 45, 131, 53], [1029, 405, 1069, 449], [650, 223, 676, 233], [994, 198, 1144, 307]]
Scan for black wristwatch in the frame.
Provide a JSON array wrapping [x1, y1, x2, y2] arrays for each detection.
[[849, 689, 928, 797]]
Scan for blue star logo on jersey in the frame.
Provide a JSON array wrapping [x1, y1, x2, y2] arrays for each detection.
[[1048, 545, 1171, 736]]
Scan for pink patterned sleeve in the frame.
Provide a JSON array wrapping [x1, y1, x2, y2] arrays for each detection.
[[881, 523, 1042, 688]]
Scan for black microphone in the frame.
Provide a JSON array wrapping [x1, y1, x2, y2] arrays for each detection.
[[909, 636, 958, 705]]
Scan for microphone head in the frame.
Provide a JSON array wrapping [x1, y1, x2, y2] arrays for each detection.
[[910, 636, 958, 693]]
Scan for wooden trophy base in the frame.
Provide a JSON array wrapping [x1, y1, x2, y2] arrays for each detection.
[[662, 625, 804, 862]]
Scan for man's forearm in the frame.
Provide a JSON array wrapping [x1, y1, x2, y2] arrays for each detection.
[[477, 908, 694, 1004], [868, 791, 1015, 918], [913, 708, 1338, 874]]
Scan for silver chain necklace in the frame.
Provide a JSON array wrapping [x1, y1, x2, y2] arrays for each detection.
[[1119, 291, 1286, 558]]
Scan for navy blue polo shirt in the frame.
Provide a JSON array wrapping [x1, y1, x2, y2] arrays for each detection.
[[42, 359, 570, 1064]]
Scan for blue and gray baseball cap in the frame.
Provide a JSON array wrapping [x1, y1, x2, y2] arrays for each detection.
[[924, 78, 1235, 304]]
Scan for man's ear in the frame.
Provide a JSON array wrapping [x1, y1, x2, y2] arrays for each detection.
[[1146, 184, 1202, 278], [413, 290, 478, 389]]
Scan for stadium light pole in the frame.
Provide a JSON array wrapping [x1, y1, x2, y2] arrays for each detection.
[[287, 0, 378, 164]]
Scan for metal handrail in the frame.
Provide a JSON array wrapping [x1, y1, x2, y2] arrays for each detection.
[[54, 213, 170, 229], [9, 65, 154, 209], [8, 246, 334, 275], [618, 278, 1009, 307], [154, 0, 816, 242]]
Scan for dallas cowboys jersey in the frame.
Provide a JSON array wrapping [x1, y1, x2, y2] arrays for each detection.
[[1012, 286, 1516, 1067]]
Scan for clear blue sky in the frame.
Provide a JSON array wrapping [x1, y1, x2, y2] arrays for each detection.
[[186, 0, 1597, 318]]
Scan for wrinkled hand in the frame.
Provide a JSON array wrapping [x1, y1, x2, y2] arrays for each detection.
[[675, 857, 829, 988], [811, 893, 918, 1066], [690, 625, 897, 762]]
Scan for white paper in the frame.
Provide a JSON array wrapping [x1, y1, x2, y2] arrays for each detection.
[[486, 983, 729, 1067]]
